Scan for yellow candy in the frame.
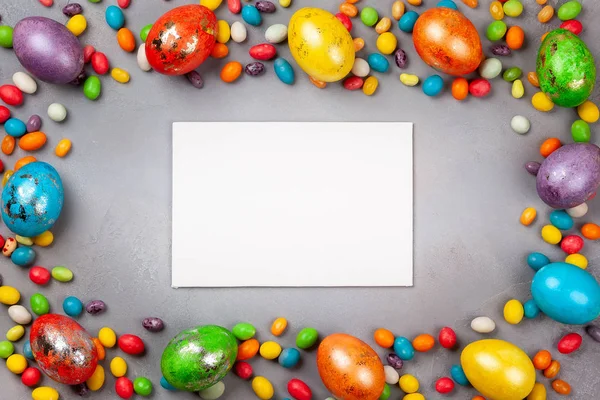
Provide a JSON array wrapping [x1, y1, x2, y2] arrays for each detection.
[[565, 253, 588, 269], [110, 356, 128, 377], [2, 170, 13, 187], [512, 79, 524, 99], [6, 325, 25, 342], [252, 376, 274, 400], [400, 73, 419, 86], [577, 100, 599, 123], [98, 327, 117, 348], [403, 394, 425, 400], [216, 20, 231, 44], [363, 76, 379, 96], [503, 299, 524, 324], [86, 365, 105, 391], [399, 374, 419, 393], [375, 17, 392, 34], [541, 224, 561, 245], [531, 92, 554, 112], [55, 139, 72, 158], [376, 32, 398, 55], [6, 354, 27, 374], [259, 341, 282, 360], [520, 207, 536, 226], [200, 0, 223, 11], [16, 235, 33, 246], [0, 286, 21, 305], [66, 15, 87, 36], [33, 231, 54, 247], [527, 382, 547, 400], [111, 68, 130, 84], [32, 387, 60, 400], [279, 0, 291, 7]]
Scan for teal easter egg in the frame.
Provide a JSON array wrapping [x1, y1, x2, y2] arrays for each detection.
[[531, 262, 600, 324], [1, 162, 64, 237], [161, 325, 237, 391]]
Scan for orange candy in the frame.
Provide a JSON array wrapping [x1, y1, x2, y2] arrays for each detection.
[[462, 0, 478, 8], [339, 3, 358, 17], [538, 5, 554, 23], [220, 61, 243, 83], [581, 223, 600, 240], [211, 43, 229, 59], [540, 138, 561, 157], [532, 350, 552, 370], [117, 28, 136, 52], [55, 138, 72, 157], [373, 328, 394, 348], [309, 76, 327, 89], [451, 77, 469, 100], [14, 156, 37, 171], [490, 1, 504, 20], [527, 72, 540, 88], [270, 317, 288, 336], [506, 26, 524, 50], [552, 379, 571, 395], [353, 38, 365, 52], [92, 338, 106, 361], [543, 360, 560, 379], [237, 338, 259, 360], [520, 207, 537, 226], [536, 0, 547, 4], [412, 334, 435, 352], [18, 131, 47, 151], [2, 135, 16, 155], [472, 397, 486, 400]]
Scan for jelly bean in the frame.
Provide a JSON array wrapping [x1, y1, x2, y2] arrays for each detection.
[[21, 366, 41, 386], [527, 72, 540, 88], [503, 299, 524, 324], [511, 115, 530, 134], [586, 325, 600, 342], [399, 73, 419, 86], [118, 334, 145, 355], [17, 130, 44, 152], [450, 77, 468, 101], [0, 26, 13, 48], [503, 67, 522, 82], [399, 11, 419, 32], [260, 341, 282, 360], [543, 360, 560, 378], [279, 0, 291, 7], [265, 24, 287, 44], [368, 53, 390, 73], [30, 293, 50, 315], [216, 20, 231, 44], [394, 49, 407, 69], [533, 350, 552, 370], [527, 252, 550, 271], [577, 101, 599, 123], [118, 0, 131, 9], [87, 365, 105, 391], [11, 247, 36, 266], [200, 0, 223, 10], [511, 79, 524, 99], [32, 231, 53, 247], [549, 210, 573, 230], [399, 374, 419, 393], [571, 120, 590, 143], [377, 32, 397, 55], [469, 78, 491, 97], [552, 379, 572, 396], [5, 118, 27, 137], [0, 170, 9, 186], [228, 0, 242, 13], [335, 12, 352, 31], [133, 377, 153, 396], [538, 5, 554, 23], [108, 357, 128, 378], [211, 43, 229, 59], [90, 53, 110, 76], [99, 327, 117, 348], [25, 115, 42, 134], [374, 328, 395, 348], [63, 3, 83, 17], [83, 45, 96, 64], [234, 361, 253, 379], [231, 21, 247, 43], [32, 387, 60, 400], [117, 28, 136, 52], [387, 353, 404, 369], [274, 58, 295, 85], [524, 299, 541, 318], [7, 353, 27, 374], [47, 103, 68, 123], [532, 91, 555, 111], [296, 327, 318, 349], [67, 15, 87, 36], [581, 222, 600, 240], [422, 75, 443, 96], [503, 0, 523, 17], [106, 5, 125, 30], [243, 62, 264, 77], [0, 106, 10, 123], [91, 337, 105, 361], [490, 44, 511, 56], [278, 347, 300, 368], [256, 0, 276, 13], [62, 296, 83, 317], [12, 72, 37, 94], [489, 1, 504, 20], [569, 202, 590, 218], [15, 236, 31, 246], [412, 334, 435, 352], [380, 383, 391, 400], [351, 58, 370, 78], [392, 1, 406, 20], [139, 317, 163, 333], [6, 325, 25, 342], [404, 395, 425, 400], [393, 336, 414, 360], [384, 365, 400, 384], [252, 376, 274, 400], [471, 316, 495, 333], [436, 377, 455, 394], [2, 237, 17, 256], [111, 68, 131, 84], [339, 3, 358, 18], [486, 21, 507, 41], [360, 7, 379, 27], [557, 332, 582, 354], [139, 24, 153, 42], [160, 376, 177, 390], [0, 341, 14, 359], [23, 340, 34, 359], [479, 58, 502, 79], [541, 225, 562, 244], [354, 37, 365, 52], [233, 322, 256, 340], [287, 378, 311, 400], [52, 138, 72, 158], [376, 17, 392, 34], [84, 76, 102, 100], [450, 364, 469, 386], [407, 0, 422, 5], [560, 19, 583, 35], [565, 253, 587, 269], [8, 305, 32, 325], [137, 44, 152, 71], [344, 76, 364, 91], [539, 137, 561, 157], [557, 0, 581, 21], [527, 382, 547, 400], [242, 5, 262, 26], [250, 44, 277, 61], [237, 338, 259, 360], [560, 235, 583, 254], [116, 377, 134, 399], [437, 0, 457, 9]]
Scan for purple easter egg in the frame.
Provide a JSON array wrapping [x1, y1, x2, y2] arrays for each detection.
[[536, 143, 600, 208], [13, 17, 84, 84]]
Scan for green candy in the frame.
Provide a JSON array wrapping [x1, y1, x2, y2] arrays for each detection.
[[503, 67, 522, 82], [360, 7, 379, 27], [232, 322, 256, 340], [52, 266, 73, 282], [30, 293, 50, 316], [503, 0, 523, 17], [83, 76, 102, 101], [486, 21, 507, 42], [0, 26, 13, 48], [0, 341, 15, 359], [379, 383, 391, 400], [133, 377, 153, 396], [296, 327, 318, 349], [572, 120, 591, 142], [88, 0, 102, 2], [140, 24, 152, 42], [557, 0, 582, 21], [161, 325, 237, 392]]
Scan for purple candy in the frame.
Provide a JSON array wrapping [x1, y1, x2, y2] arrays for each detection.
[[536, 143, 600, 208], [13, 17, 84, 84], [70, 68, 87, 86], [0, 273, 3, 286], [256, 1, 276, 13], [26, 115, 42, 133], [245, 62, 265, 76], [394, 49, 407, 69], [186, 70, 204, 89], [387, 353, 403, 369], [62, 3, 83, 17], [525, 161, 541, 176], [586, 325, 600, 342], [72, 383, 90, 397], [490, 44, 511, 56], [85, 300, 106, 315], [142, 317, 165, 332]]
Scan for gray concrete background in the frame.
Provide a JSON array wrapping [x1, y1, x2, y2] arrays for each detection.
[[1, 0, 599, 399]]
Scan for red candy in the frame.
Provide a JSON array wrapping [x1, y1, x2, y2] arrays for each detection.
[[83, 45, 96, 64], [118, 334, 145, 355], [91, 52, 110, 75], [0, 85, 24, 106], [558, 333, 582, 354], [115, 377, 134, 399], [435, 377, 455, 394], [560, 20, 583, 35], [561, 235, 584, 254], [335, 12, 353, 32], [234, 361, 253, 380], [0, 159, 3, 173], [249, 44, 277, 61], [39, 0, 53, 6], [228, 0, 242, 14], [343, 76, 364, 90], [0, 105, 10, 123], [29, 266, 51, 285], [118, 0, 131, 8], [21, 367, 42, 387], [468, 79, 491, 97], [438, 327, 457, 349], [287, 378, 312, 400], [0, 235, 4, 250]]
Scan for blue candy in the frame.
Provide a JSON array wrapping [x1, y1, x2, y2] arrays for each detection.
[[399, 11, 419, 32], [4, 118, 27, 137], [105, 5, 125, 30], [160, 376, 177, 391], [393, 336, 414, 361], [523, 299, 540, 319], [274, 58, 294, 85], [437, 0, 458, 9], [422, 74, 444, 96], [11, 247, 36, 267], [242, 5, 262, 26], [63, 296, 84, 317], [450, 364, 470, 386], [278, 347, 301, 368], [549, 210, 574, 230], [23, 340, 34, 360], [367, 53, 390, 73], [527, 252, 550, 271]]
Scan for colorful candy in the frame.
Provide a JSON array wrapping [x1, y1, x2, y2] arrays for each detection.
[[30, 293, 50, 315], [423, 75, 444, 96], [296, 327, 319, 349], [118, 334, 145, 355], [278, 347, 301, 368], [384, 365, 400, 384], [450, 364, 469, 386], [8, 305, 32, 325], [577, 101, 599, 123], [557, 0, 582, 21], [520, 207, 536, 225], [412, 334, 435, 352], [393, 336, 415, 360], [435, 377, 455, 394], [557, 332, 582, 354], [6, 354, 28, 374], [287, 378, 312, 400], [252, 376, 274, 400], [398, 11, 419, 33], [260, 341, 282, 360], [52, 266, 74, 282], [237, 338, 259, 360], [274, 58, 295, 85], [234, 361, 253, 379], [134, 377, 153, 396], [471, 316, 495, 333], [541, 225, 562, 244], [523, 299, 541, 318], [438, 327, 457, 349], [242, 5, 262, 26], [106, 5, 125, 30], [116, 377, 134, 399], [504, 299, 524, 324], [32, 387, 60, 400], [87, 365, 106, 391], [469, 78, 491, 97], [399, 374, 419, 393], [21, 366, 41, 386]]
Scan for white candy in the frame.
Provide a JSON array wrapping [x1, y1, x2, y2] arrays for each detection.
[[48, 103, 67, 122], [231, 21, 247, 43], [137, 44, 152, 72], [567, 202, 588, 218], [471, 316, 496, 333], [478, 58, 502, 80], [12, 71, 37, 94], [265, 24, 287, 44], [8, 305, 32, 325], [511, 115, 530, 135], [351, 58, 370, 78], [384, 365, 400, 385], [199, 381, 225, 400]]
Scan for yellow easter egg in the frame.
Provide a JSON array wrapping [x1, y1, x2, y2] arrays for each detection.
[[32, 387, 60, 400], [288, 7, 355, 82], [86, 365, 105, 391], [461, 339, 535, 400]]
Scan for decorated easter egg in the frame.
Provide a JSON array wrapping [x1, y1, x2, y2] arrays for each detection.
[[30, 314, 98, 385], [537, 29, 596, 107], [288, 7, 355, 82], [412, 8, 482, 76], [461, 339, 535, 400], [13, 17, 84, 84], [536, 143, 600, 209], [145, 5, 218, 75], [161, 325, 237, 391], [531, 262, 600, 324], [1, 162, 64, 237], [317, 333, 385, 400]]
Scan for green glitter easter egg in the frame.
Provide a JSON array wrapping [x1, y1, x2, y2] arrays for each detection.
[[160, 325, 237, 391], [536, 29, 596, 108]]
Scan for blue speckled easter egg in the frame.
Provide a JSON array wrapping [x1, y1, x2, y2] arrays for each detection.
[[1, 162, 64, 237]]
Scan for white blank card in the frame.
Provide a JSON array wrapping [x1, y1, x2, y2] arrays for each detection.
[[172, 122, 413, 287]]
